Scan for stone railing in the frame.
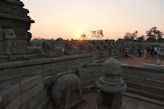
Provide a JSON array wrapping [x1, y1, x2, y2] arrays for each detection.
[[122, 64, 164, 101]]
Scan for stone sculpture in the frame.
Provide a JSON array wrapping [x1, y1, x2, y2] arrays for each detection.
[[51, 74, 84, 109], [97, 58, 127, 109]]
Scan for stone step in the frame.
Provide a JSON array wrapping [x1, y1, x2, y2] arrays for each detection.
[[69, 100, 88, 109]]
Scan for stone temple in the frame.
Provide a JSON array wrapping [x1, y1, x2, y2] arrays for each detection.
[[0, 0, 164, 109]]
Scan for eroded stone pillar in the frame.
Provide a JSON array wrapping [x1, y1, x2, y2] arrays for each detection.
[[97, 58, 127, 109]]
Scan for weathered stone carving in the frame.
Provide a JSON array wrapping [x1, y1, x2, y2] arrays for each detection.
[[51, 74, 84, 109], [0, 0, 34, 60], [43, 41, 64, 57], [97, 58, 127, 109], [3, 29, 17, 40]]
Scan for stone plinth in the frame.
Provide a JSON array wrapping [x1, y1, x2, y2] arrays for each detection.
[[97, 58, 127, 109]]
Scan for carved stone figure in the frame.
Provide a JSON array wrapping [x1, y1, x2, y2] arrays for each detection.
[[97, 58, 127, 109], [51, 74, 86, 109], [43, 41, 64, 57]]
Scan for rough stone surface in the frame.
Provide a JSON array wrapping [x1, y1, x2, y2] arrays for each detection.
[[51, 74, 83, 109], [97, 58, 127, 109], [0, 0, 34, 60], [97, 58, 127, 93]]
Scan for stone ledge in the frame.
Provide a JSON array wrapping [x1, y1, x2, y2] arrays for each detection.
[[123, 92, 164, 106], [0, 13, 34, 23], [0, 53, 92, 69], [122, 64, 163, 73]]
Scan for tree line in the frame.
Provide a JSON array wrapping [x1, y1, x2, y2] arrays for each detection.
[[117, 27, 164, 43]]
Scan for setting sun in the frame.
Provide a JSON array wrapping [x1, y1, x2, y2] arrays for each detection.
[[75, 34, 82, 40], [73, 29, 84, 40]]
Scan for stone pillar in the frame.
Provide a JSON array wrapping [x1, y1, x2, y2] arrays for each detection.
[[158, 46, 164, 64], [97, 58, 127, 109]]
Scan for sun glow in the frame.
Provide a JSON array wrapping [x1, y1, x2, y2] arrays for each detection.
[[73, 29, 84, 40], [75, 34, 82, 40]]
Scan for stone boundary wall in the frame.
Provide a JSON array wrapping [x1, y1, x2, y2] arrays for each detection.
[[122, 64, 164, 102], [76, 63, 164, 102], [0, 53, 93, 109], [77, 63, 103, 93], [1, 54, 164, 109]]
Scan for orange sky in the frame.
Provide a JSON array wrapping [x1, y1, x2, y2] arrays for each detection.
[[22, 0, 164, 40]]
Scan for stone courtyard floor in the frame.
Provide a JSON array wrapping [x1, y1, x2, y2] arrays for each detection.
[[117, 56, 164, 67], [83, 93, 164, 109]]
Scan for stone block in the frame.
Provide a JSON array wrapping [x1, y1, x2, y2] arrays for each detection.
[[2, 40, 17, 55], [20, 77, 44, 105], [19, 104, 28, 109], [2, 29, 17, 40], [0, 83, 20, 106], [142, 64, 163, 72], [14, 40, 28, 54], [20, 76, 41, 93], [20, 88, 33, 105], [127, 75, 145, 83], [145, 79, 164, 88], [28, 91, 47, 109], [0, 65, 43, 82], [4, 96, 20, 109], [81, 80, 91, 87], [142, 72, 164, 81], [43, 61, 72, 73], [47, 102, 53, 109], [36, 97, 50, 109], [0, 42, 6, 55], [0, 30, 3, 41], [0, 40, 27, 55], [43, 76, 52, 86], [78, 70, 90, 81], [125, 69, 143, 76], [27, 47, 42, 54], [32, 80, 44, 97]]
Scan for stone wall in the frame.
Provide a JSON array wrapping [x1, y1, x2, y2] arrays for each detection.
[[74, 62, 164, 102], [0, 54, 93, 109], [1, 54, 164, 109], [122, 64, 164, 101]]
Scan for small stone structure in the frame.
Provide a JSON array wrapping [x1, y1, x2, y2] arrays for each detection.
[[97, 58, 127, 109]]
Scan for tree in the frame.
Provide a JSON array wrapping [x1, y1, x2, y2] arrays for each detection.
[[116, 38, 124, 43], [124, 31, 138, 41], [92, 30, 104, 39], [124, 32, 132, 41], [131, 31, 138, 41], [146, 27, 163, 42], [80, 33, 86, 40], [137, 35, 145, 42]]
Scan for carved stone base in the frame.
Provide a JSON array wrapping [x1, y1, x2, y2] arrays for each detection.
[[97, 91, 122, 109]]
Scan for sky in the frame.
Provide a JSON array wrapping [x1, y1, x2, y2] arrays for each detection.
[[22, 0, 164, 40]]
